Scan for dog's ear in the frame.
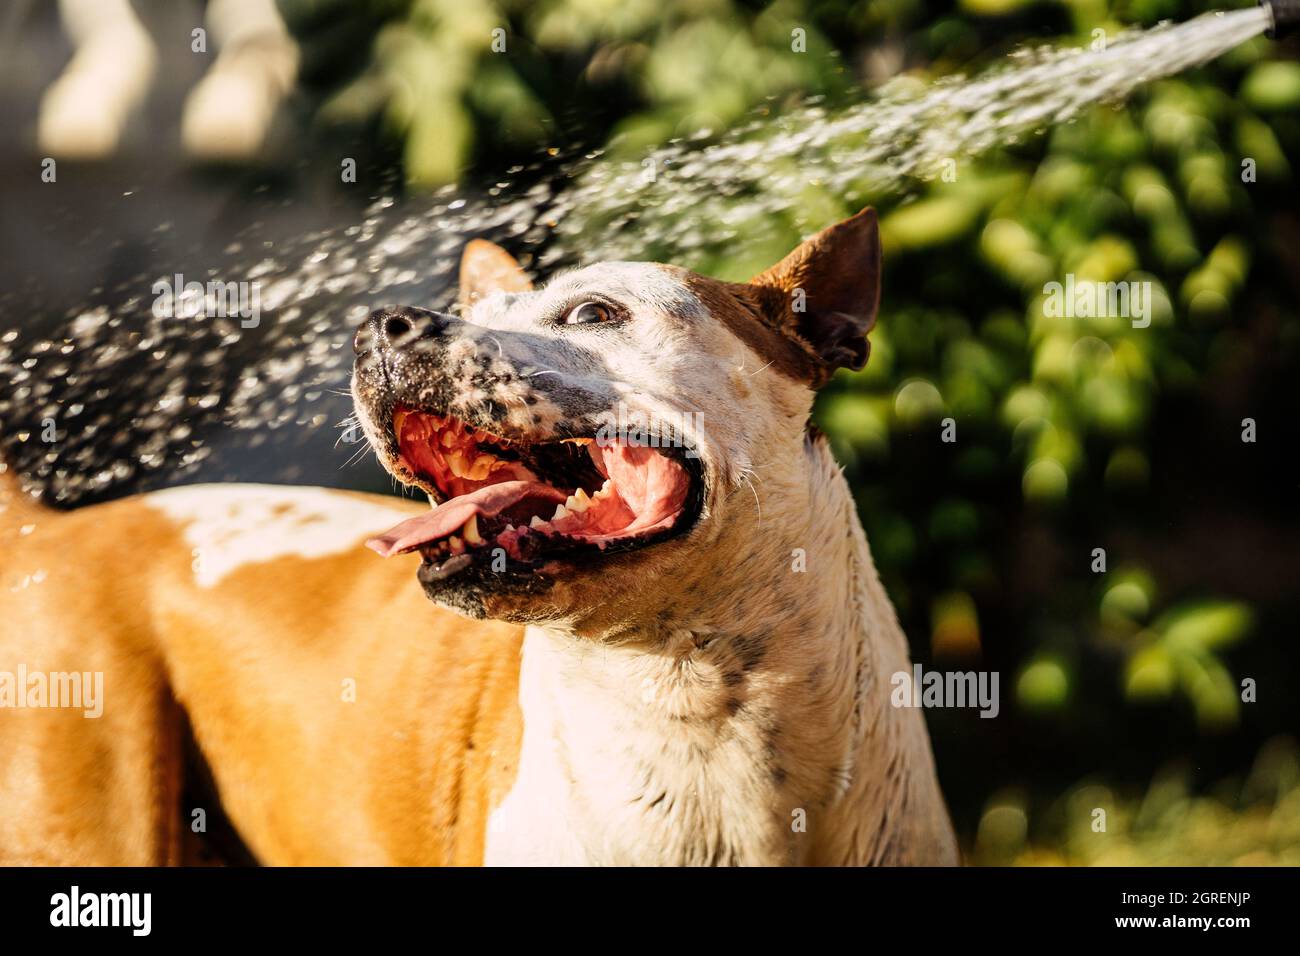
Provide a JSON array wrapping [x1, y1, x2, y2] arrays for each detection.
[[747, 207, 881, 388], [459, 240, 534, 311]]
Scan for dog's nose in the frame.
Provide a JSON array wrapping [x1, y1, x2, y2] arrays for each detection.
[[353, 306, 449, 357]]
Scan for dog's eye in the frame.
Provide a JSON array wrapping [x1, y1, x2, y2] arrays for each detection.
[[561, 302, 614, 326]]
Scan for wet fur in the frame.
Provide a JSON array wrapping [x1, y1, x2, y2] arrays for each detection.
[[0, 208, 957, 865]]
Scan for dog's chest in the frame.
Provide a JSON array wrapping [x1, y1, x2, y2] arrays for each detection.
[[484, 628, 798, 866]]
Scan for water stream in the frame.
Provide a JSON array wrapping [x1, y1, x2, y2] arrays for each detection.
[[0, 7, 1275, 505]]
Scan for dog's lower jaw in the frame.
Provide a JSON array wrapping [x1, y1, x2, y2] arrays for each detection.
[[483, 438, 959, 867]]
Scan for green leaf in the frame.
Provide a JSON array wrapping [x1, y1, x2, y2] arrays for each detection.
[[1017, 656, 1070, 710], [1241, 62, 1300, 112], [1125, 644, 1175, 700], [1159, 601, 1254, 652]]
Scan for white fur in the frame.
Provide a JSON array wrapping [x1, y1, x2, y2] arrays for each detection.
[[149, 484, 414, 587], [368, 258, 958, 864], [484, 441, 955, 866], [486, 624, 798, 865]]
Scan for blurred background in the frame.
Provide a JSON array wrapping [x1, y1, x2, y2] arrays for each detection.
[[1, 0, 1298, 865]]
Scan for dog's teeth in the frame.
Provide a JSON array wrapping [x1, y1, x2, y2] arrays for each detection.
[[552, 504, 570, 521], [467, 455, 496, 481], [426, 493, 437, 508], [462, 515, 483, 545], [393, 410, 408, 438], [440, 431, 456, 448], [503, 523, 515, 534], [529, 515, 547, 530], [566, 489, 590, 513], [448, 535, 464, 554], [447, 451, 469, 477], [593, 480, 613, 499]]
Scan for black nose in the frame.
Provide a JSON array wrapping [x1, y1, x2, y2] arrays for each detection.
[[353, 306, 449, 357]]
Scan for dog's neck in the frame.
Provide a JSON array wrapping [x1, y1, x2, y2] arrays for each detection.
[[485, 435, 946, 865]]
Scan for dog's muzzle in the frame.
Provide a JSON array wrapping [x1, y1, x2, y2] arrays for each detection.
[[348, 305, 705, 586]]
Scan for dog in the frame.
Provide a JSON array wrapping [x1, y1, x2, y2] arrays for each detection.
[[0, 207, 958, 865]]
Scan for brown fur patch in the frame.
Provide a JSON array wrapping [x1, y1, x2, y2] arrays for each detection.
[[684, 207, 882, 389], [0, 487, 524, 865], [749, 207, 881, 385], [681, 272, 825, 385], [458, 239, 534, 312]]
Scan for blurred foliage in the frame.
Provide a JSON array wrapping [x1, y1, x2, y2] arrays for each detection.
[[283, 0, 870, 182], [811, 4, 1291, 745], [971, 737, 1300, 864], [280, 0, 1300, 862]]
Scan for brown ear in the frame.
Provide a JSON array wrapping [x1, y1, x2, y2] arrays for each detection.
[[458, 239, 534, 311], [747, 207, 881, 387]]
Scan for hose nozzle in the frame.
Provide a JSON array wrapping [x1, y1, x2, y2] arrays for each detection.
[[1260, 0, 1300, 38]]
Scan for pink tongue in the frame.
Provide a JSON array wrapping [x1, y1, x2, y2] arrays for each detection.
[[599, 444, 686, 524], [366, 480, 566, 557]]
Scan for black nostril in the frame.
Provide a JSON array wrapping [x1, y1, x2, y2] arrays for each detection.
[[384, 315, 412, 340], [354, 306, 449, 358]]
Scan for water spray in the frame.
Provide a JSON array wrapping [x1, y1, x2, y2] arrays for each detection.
[[1, 6, 1295, 504], [1260, 0, 1300, 38]]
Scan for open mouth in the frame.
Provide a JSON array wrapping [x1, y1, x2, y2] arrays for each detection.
[[366, 407, 703, 581]]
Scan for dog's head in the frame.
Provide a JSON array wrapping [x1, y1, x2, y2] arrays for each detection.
[[352, 207, 880, 629]]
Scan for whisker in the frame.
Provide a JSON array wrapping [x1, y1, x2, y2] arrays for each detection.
[[340, 443, 372, 469], [740, 472, 763, 520]]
